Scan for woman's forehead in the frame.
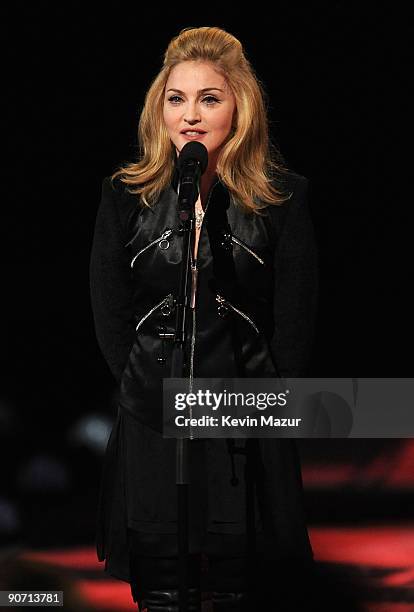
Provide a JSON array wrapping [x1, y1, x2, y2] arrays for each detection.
[[166, 61, 227, 90]]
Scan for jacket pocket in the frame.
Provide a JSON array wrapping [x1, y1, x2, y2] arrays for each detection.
[[130, 228, 174, 268], [215, 293, 259, 334], [231, 234, 265, 265]]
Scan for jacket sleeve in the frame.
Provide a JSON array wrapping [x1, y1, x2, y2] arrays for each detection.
[[270, 176, 319, 378], [89, 177, 136, 384]]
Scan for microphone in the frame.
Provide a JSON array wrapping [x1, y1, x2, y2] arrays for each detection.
[[176, 142, 208, 223]]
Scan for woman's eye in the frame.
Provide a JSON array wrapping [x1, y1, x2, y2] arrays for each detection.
[[203, 96, 219, 105], [167, 95, 219, 105], [168, 95, 182, 104]]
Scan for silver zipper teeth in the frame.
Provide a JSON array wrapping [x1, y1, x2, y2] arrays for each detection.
[[130, 229, 173, 268], [188, 179, 220, 440], [231, 236, 264, 265], [135, 294, 172, 332], [188, 307, 196, 440], [216, 294, 259, 334]]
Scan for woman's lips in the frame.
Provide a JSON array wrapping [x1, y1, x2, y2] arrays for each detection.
[[181, 131, 207, 140]]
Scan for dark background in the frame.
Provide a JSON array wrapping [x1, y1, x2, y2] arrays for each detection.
[[1, 5, 411, 546]]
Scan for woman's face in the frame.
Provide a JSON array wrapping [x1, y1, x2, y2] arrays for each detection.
[[163, 61, 237, 169]]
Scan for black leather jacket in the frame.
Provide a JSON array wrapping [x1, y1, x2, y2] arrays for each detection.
[[89, 163, 318, 575], [95, 164, 318, 432]]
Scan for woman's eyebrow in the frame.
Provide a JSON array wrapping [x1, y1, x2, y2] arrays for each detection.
[[166, 87, 224, 94]]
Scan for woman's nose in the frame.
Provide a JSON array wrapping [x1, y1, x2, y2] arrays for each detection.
[[184, 102, 201, 124]]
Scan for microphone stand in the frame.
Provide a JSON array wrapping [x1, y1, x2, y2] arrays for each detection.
[[170, 158, 200, 612]]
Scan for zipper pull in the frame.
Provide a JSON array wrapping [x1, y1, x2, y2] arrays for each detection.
[[190, 261, 198, 309], [161, 293, 175, 317], [216, 294, 229, 318], [220, 230, 233, 251]]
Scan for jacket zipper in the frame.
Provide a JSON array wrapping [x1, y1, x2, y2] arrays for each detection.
[[188, 179, 220, 438], [231, 235, 265, 265], [187, 256, 198, 439], [130, 229, 174, 268], [216, 294, 260, 334], [135, 294, 173, 332]]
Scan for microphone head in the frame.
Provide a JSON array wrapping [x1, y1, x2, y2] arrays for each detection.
[[177, 141, 209, 175]]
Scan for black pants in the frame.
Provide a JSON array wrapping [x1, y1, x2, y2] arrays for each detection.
[[128, 529, 317, 610], [128, 529, 252, 604]]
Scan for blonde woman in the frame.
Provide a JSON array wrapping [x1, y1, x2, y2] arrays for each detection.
[[90, 26, 318, 612]]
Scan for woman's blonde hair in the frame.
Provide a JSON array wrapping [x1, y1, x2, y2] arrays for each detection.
[[111, 26, 290, 213]]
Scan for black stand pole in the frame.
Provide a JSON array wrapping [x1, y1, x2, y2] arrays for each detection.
[[228, 438, 257, 605], [170, 160, 200, 612], [245, 439, 257, 605]]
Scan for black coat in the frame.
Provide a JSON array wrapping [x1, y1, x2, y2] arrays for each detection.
[[89, 162, 318, 582]]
